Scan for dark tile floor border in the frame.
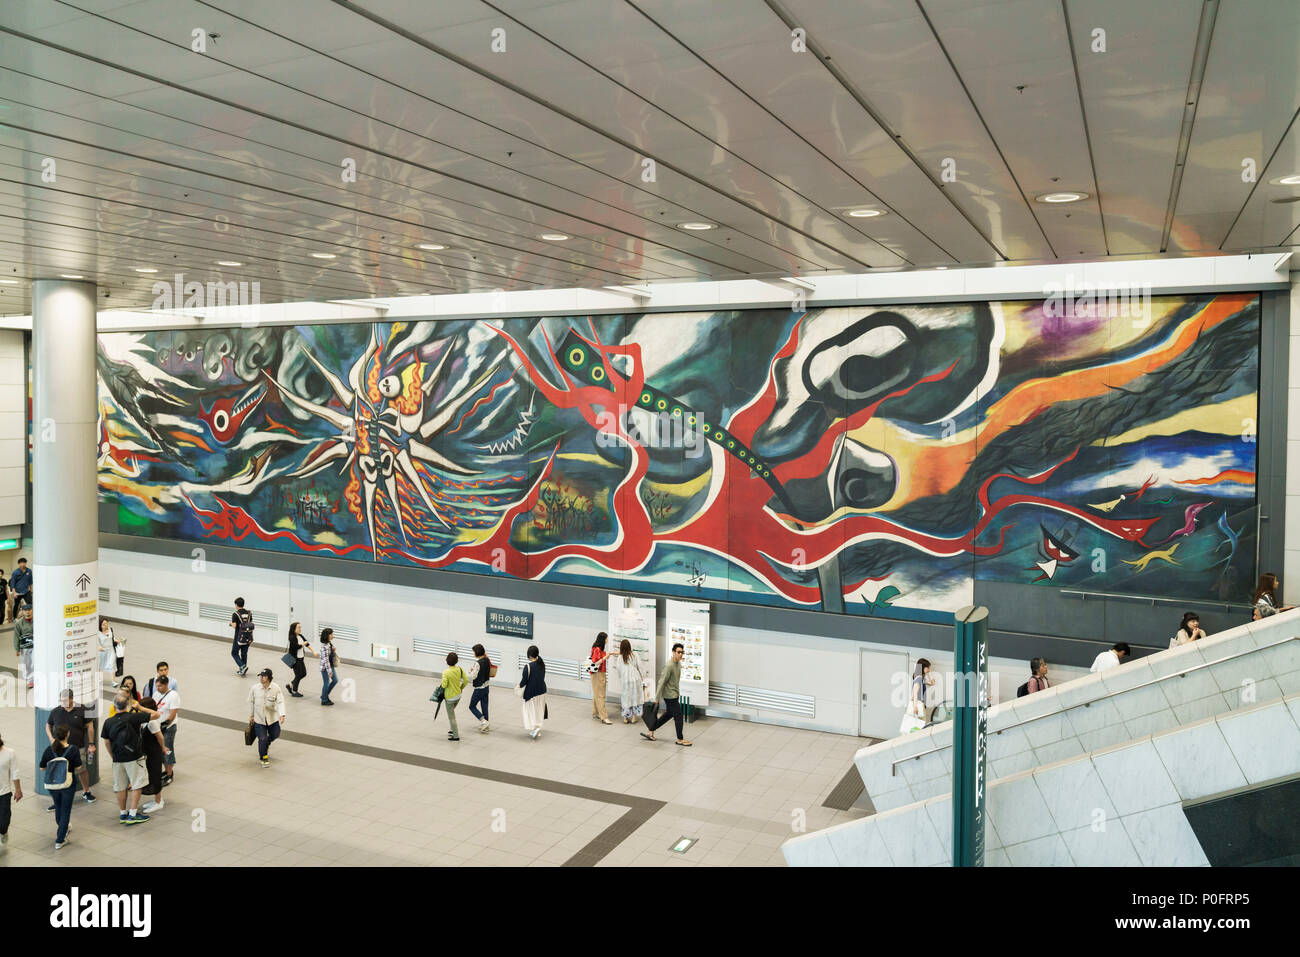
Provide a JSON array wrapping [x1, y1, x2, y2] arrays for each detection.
[[1, 662, 664, 867]]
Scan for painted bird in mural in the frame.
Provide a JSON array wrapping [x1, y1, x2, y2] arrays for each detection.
[[1121, 543, 1182, 573], [1088, 494, 1125, 513], [1149, 501, 1214, 546], [276, 326, 502, 556], [1210, 510, 1243, 570]]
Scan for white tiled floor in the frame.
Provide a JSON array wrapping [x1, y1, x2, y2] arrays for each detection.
[[0, 621, 866, 866]]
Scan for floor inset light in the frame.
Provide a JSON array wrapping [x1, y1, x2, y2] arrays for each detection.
[[669, 836, 698, 854], [61, 274, 84, 280], [678, 222, 715, 230], [847, 208, 885, 218], [417, 243, 446, 251], [540, 233, 569, 241], [310, 252, 337, 260], [133, 267, 158, 273], [1034, 191, 1089, 204], [216, 260, 243, 267]]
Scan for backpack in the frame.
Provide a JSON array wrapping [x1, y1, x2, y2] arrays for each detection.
[[108, 716, 143, 761], [235, 609, 255, 644], [44, 750, 72, 791], [1016, 681, 1030, 698]]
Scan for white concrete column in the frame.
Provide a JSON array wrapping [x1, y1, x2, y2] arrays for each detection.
[[31, 279, 100, 790]]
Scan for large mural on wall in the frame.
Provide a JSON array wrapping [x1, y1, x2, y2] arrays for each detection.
[[96, 293, 1260, 622]]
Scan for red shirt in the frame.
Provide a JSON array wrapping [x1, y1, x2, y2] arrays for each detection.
[[591, 648, 608, 673]]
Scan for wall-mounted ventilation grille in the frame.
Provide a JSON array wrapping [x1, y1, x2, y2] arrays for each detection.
[[251, 610, 278, 631], [199, 603, 228, 623], [737, 687, 815, 718], [519, 655, 580, 680], [118, 590, 189, 616], [98, 587, 111, 604], [200, 603, 277, 631], [414, 638, 504, 664], [321, 622, 359, 642], [708, 682, 739, 706]]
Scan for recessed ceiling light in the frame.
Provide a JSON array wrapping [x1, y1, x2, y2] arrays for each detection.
[[936, 266, 949, 270], [417, 243, 446, 251], [678, 222, 715, 230], [1270, 174, 1300, 186], [133, 267, 158, 274], [540, 233, 569, 241], [847, 208, 885, 218], [1034, 191, 1089, 204], [216, 260, 243, 267], [61, 274, 84, 280], [0, 279, 18, 285], [310, 252, 337, 260]]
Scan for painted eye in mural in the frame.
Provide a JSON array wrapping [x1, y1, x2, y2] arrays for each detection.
[[359, 455, 378, 482], [568, 347, 586, 367], [590, 366, 606, 382], [640, 392, 652, 405], [212, 409, 230, 435], [379, 449, 395, 476], [656, 398, 668, 411], [378, 374, 402, 398], [802, 313, 920, 408]]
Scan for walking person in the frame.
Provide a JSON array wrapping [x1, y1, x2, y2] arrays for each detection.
[[1090, 642, 1131, 673], [587, 632, 612, 725], [439, 652, 468, 742], [1171, 612, 1208, 648], [44, 689, 97, 806], [1021, 658, 1050, 696], [640, 642, 692, 746], [112, 619, 126, 683], [248, 669, 287, 768], [318, 627, 339, 706], [230, 597, 255, 676], [285, 621, 312, 697], [10, 557, 31, 613], [100, 694, 161, 825], [614, 639, 646, 724], [0, 569, 8, 624], [97, 618, 116, 690], [12, 604, 33, 690], [0, 728, 21, 849], [467, 644, 492, 733], [518, 645, 548, 740], [39, 724, 81, 850], [136, 697, 170, 814]]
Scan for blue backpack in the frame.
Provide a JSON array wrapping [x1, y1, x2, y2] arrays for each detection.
[[44, 751, 72, 791]]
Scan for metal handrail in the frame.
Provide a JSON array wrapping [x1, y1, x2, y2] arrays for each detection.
[[889, 634, 1300, 775]]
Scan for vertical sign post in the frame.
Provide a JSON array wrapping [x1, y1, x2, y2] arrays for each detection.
[[952, 605, 989, 867]]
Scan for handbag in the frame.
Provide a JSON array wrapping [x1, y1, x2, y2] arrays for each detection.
[[515, 664, 528, 698], [244, 719, 256, 746], [280, 652, 296, 668]]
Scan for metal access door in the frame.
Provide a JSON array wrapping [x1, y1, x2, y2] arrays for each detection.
[[859, 648, 910, 738], [289, 575, 314, 638]]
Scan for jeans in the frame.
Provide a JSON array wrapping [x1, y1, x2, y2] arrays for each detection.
[[647, 697, 684, 739], [446, 697, 460, 737], [231, 640, 249, 670], [162, 724, 177, 766], [52, 787, 74, 843], [468, 687, 490, 722], [320, 670, 338, 703], [254, 721, 280, 758]]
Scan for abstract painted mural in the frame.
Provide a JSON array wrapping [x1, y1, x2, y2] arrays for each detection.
[[96, 293, 1260, 622]]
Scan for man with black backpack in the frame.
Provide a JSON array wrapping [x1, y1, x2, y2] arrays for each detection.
[[99, 694, 161, 826], [230, 597, 255, 677]]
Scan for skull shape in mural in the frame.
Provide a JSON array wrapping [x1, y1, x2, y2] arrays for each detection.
[[276, 326, 501, 557]]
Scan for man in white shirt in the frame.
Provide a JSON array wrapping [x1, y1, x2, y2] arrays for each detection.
[[1090, 642, 1131, 673], [248, 669, 287, 769], [154, 676, 180, 786], [0, 736, 21, 847]]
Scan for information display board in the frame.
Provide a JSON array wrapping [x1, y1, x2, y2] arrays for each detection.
[[608, 594, 657, 696], [36, 562, 99, 708], [666, 599, 710, 707]]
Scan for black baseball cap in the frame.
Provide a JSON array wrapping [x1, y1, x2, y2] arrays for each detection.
[[258, 668, 274, 678]]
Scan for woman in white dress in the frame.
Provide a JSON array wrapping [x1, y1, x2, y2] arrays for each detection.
[[613, 638, 645, 724], [97, 617, 117, 688], [517, 645, 547, 740]]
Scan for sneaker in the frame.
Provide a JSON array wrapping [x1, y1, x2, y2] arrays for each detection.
[[46, 803, 54, 812], [83, 791, 96, 804], [140, 800, 163, 813], [119, 813, 128, 824], [260, 756, 270, 768], [482, 721, 490, 733], [124, 812, 150, 825], [161, 774, 173, 787], [111, 681, 119, 688], [54, 841, 67, 849], [448, 735, 460, 741], [321, 700, 334, 706], [1, 832, 8, 845]]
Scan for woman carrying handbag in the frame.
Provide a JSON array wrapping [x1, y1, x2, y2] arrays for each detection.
[[614, 639, 646, 724]]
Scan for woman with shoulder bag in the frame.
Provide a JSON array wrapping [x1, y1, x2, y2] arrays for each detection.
[[900, 659, 934, 734], [518, 645, 548, 740], [284, 622, 312, 697], [318, 628, 339, 706], [614, 639, 646, 724]]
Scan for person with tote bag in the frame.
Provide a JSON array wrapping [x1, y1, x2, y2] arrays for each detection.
[[899, 658, 934, 734], [613, 639, 646, 724]]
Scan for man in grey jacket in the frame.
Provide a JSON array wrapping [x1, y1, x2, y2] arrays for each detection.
[[639, 642, 691, 746]]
